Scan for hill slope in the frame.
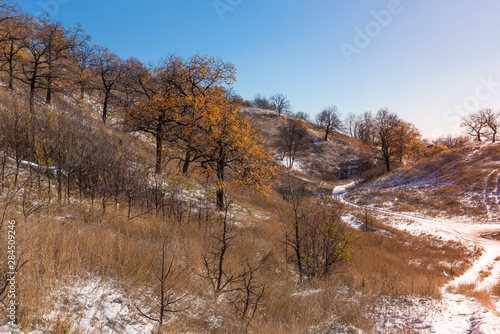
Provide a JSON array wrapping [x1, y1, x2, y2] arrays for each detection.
[[346, 142, 500, 220], [241, 107, 377, 180]]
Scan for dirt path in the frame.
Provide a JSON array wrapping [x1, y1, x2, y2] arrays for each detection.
[[333, 182, 500, 334]]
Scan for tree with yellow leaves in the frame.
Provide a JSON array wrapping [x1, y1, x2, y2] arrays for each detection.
[[188, 87, 276, 209], [0, 4, 30, 89], [125, 55, 275, 208], [125, 54, 236, 174], [393, 120, 421, 163]]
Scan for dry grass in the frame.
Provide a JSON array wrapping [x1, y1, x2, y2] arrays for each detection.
[[0, 93, 479, 332], [447, 283, 497, 312], [348, 142, 500, 219], [0, 170, 476, 334], [341, 227, 473, 298], [492, 281, 500, 297]]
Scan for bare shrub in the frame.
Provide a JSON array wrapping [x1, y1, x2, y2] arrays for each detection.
[[136, 220, 188, 334], [277, 119, 309, 169], [201, 199, 237, 294], [300, 199, 353, 279], [226, 262, 266, 333]]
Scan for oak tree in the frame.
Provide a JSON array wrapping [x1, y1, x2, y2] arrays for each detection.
[[91, 46, 123, 123], [277, 119, 309, 169], [374, 108, 400, 172], [270, 93, 291, 117], [480, 108, 499, 143], [461, 112, 487, 142], [316, 105, 342, 141]]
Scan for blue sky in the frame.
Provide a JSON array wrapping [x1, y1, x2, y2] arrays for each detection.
[[15, 0, 500, 138]]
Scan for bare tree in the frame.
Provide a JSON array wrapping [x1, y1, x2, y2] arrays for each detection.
[[0, 8, 30, 90], [344, 112, 357, 138], [136, 221, 187, 334], [316, 105, 342, 141], [294, 111, 309, 121], [277, 119, 309, 169], [40, 18, 86, 105], [270, 93, 291, 117], [251, 94, 273, 110], [480, 108, 499, 143], [436, 134, 470, 149], [374, 108, 400, 172], [91, 46, 123, 123], [119, 57, 155, 108], [201, 199, 237, 294], [226, 262, 266, 333], [69, 41, 96, 101], [281, 175, 305, 277], [356, 111, 375, 144], [461, 112, 487, 142], [280, 178, 352, 280]]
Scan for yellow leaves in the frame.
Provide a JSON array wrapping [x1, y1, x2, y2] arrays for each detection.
[[124, 54, 274, 195]]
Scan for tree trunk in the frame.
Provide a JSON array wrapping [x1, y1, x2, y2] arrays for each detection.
[[324, 126, 330, 141], [57, 160, 62, 203], [46, 76, 52, 105], [216, 216, 228, 292], [385, 156, 391, 172], [155, 131, 163, 174], [67, 170, 71, 203], [29, 75, 37, 115], [182, 150, 191, 175], [294, 219, 302, 276], [0, 154, 5, 191], [216, 163, 225, 210], [102, 89, 110, 123], [8, 51, 14, 90]]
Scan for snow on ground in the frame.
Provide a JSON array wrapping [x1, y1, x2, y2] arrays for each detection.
[[335, 185, 500, 333], [341, 212, 365, 230], [40, 278, 154, 334], [278, 157, 307, 173], [1, 277, 155, 334], [291, 288, 323, 298], [332, 181, 357, 195]]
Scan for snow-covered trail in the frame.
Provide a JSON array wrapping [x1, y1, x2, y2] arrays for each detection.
[[333, 182, 500, 334]]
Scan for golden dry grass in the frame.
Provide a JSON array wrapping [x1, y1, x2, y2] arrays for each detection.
[[447, 283, 498, 312], [0, 170, 476, 334], [348, 142, 500, 219], [0, 92, 478, 333]]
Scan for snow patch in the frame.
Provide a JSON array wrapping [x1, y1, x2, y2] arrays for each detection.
[[41, 278, 155, 334]]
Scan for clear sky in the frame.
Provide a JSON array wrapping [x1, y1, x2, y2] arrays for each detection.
[[14, 0, 500, 138]]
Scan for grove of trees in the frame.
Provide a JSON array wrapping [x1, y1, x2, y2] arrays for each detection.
[[0, 1, 276, 210], [343, 109, 422, 172], [251, 93, 291, 116], [461, 108, 500, 143]]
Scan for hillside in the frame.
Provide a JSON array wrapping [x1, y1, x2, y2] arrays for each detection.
[[346, 142, 500, 220], [0, 84, 485, 334], [2, 2, 500, 333], [241, 107, 377, 181]]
